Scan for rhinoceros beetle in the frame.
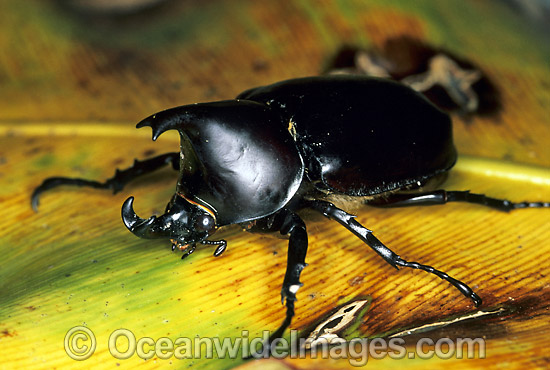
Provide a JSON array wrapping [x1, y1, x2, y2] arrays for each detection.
[[32, 75, 549, 343]]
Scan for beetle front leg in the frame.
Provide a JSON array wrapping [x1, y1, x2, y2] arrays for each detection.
[[246, 210, 308, 344], [31, 152, 180, 211], [307, 199, 481, 307], [367, 190, 549, 212], [272, 212, 308, 342]]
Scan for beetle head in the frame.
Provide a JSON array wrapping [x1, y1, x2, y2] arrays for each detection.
[[121, 194, 217, 248]]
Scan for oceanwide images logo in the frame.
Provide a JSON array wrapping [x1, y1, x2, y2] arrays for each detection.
[[64, 326, 486, 365]]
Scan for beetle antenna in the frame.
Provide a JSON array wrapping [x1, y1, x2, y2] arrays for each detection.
[[181, 244, 197, 259], [200, 239, 228, 257]]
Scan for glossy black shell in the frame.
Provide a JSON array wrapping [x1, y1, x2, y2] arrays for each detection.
[[238, 75, 457, 196], [139, 75, 456, 226]]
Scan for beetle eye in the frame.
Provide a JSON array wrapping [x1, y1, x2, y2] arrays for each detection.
[[194, 214, 215, 232]]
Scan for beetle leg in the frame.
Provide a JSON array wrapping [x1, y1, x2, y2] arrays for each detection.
[[272, 211, 308, 342], [307, 200, 482, 307], [31, 152, 180, 211], [367, 190, 549, 212], [246, 210, 308, 344]]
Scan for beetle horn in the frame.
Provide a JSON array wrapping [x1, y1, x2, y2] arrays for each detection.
[[136, 106, 196, 141], [135, 101, 256, 141], [121, 196, 171, 239]]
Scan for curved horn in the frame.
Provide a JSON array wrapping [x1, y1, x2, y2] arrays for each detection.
[[121, 196, 172, 239], [135, 101, 250, 141], [136, 106, 197, 141]]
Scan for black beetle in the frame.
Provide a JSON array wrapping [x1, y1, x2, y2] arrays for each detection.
[[32, 75, 549, 343]]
